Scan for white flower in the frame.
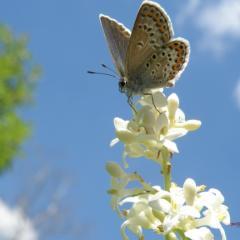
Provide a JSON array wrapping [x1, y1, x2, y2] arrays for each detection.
[[111, 89, 201, 163], [107, 87, 229, 240], [106, 162, 156, 214], [115, 178, 230, 240], [121, 201, 161, 240], [194, 189, 230, 240], [185, 227, 214, 240]]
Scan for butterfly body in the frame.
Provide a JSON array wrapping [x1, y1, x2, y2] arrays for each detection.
[[100, 0, 190, 97]]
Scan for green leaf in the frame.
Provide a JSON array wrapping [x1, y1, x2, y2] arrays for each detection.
[[0, 24, 40, 172]]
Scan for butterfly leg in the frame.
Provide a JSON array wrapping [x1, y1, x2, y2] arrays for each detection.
[[143, 93, 161, 115], [127, 96, 137, 114]]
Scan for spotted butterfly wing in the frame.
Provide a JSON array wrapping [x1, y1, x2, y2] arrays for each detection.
[[100, 14, 131, 77], [125, 0, 190, 95]]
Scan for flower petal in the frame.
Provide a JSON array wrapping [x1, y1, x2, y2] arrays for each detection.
[[175, 109, 186, 123], [175, 120, 201, 131], [110, 138, 119, 147], [163, 139, 179, 153], [185, 227, 214, 240], [125, 143, 145, 158], [116, 130, 137, 144], [166, 128, 188, 140], [139, 90, 167, 109], [114, 117, 129, 130], [150, 198, 171, 213]]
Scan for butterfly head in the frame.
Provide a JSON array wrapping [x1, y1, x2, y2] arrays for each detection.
[[118, 77, 128, 93]]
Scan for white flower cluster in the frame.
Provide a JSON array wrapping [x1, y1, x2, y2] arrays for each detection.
[[107, 89, 230, 240], [111, 90, 201, 165], [107, 162, 230, 240]]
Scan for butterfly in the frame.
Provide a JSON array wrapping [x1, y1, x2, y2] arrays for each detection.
[[100, 0, 190, 98]]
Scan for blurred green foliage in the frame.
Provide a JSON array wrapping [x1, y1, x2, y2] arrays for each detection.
[[0, 24, 40, 172]]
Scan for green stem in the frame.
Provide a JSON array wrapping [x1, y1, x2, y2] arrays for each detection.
[[165, 233, 173, 240], [161, 148, 172, 240], [162, 148, 171, 191]]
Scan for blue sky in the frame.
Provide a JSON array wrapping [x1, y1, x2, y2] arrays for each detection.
[[0, 0, 240, 239]]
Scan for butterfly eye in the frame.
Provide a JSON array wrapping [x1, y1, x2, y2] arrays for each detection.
[[119, 81, 126, 87], [118, 79, 127, 93]]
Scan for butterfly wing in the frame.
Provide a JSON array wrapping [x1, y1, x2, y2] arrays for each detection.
[[100, 14, 131, 77], [126, 1, 173, 76], [125, 0, 189, 94], [162, 38, 190, 86], [127, 40, 189, 92]]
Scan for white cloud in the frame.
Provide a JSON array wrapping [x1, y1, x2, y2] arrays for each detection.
[[0, 200, 38, 240], [234, 79, 240, 109], [177, 0, 240, 55], [176, 0, 200, 25], [197, 0, 240, 37]]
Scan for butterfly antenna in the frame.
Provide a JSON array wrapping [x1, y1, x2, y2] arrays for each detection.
[[231, 222, 240, 227], [101, 64, 118, 76], [87, 70, 117, 79]]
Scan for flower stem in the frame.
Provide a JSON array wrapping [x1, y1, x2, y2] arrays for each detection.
[[162, 149, 172, 240], [162, 148, 171, 191]]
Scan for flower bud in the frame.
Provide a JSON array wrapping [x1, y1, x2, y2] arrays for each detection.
[[183, 120, 201, 131], [106, 162, 126, 178], [168, 93, 179, 120], [167, 232, 178, 240], [184, 178, 197, 205]]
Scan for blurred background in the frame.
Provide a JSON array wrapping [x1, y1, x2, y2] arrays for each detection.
[[0, 0, 239, 239]]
